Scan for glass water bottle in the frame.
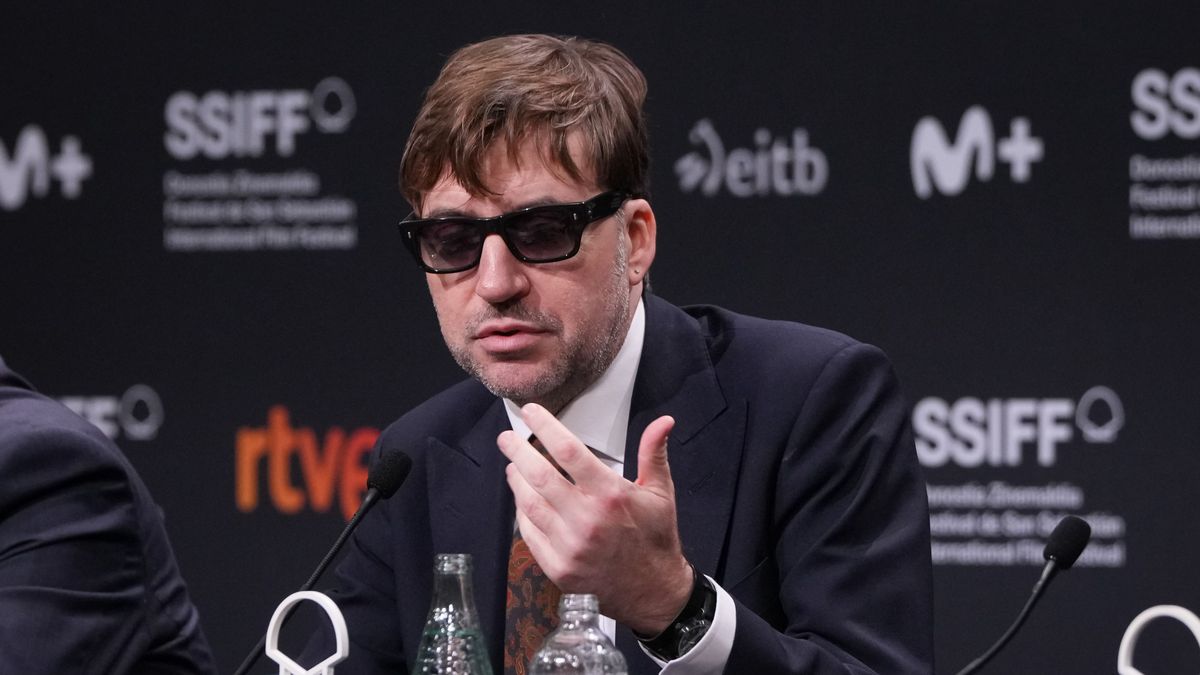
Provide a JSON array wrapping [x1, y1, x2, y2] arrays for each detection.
[[529, 594, 627, 674], [414, 553, 494, 674]]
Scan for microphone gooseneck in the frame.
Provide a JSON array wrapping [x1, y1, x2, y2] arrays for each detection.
[[231, 448, 413, 675], [954, 515, 1091, 675], [298, 449, 412, 592]]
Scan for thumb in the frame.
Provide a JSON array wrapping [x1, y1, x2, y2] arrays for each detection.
[[635, 415, 676, 493]]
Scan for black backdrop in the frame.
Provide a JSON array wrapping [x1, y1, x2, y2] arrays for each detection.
[[3, 3, 1198, 673]]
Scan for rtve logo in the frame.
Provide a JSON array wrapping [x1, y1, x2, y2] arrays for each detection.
[[236, 405, 380, 521], [910, 106, 1044, 199], [164, 77, 356, 160], [0, 126, 93, 212], [675, 119, 828, 198], [1131, 67, 1200, 140], [914, 386, 1124, 468]]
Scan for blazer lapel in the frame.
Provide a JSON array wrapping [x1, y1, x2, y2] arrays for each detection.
[[625, 295, 746, 578], [425, 399, 515, 669]]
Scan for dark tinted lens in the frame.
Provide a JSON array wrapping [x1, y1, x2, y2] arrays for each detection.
[[418, 220, 484, 269], [505, 208, 576, 261]]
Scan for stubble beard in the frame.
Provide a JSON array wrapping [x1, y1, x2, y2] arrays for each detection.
[[446, 247, 631, 414]]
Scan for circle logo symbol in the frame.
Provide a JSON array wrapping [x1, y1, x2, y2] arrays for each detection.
[[310, 77, 356, 134], [1076, 386, 1124, 443]]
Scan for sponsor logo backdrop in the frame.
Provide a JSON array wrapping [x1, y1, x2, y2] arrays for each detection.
[[2, 4, 1197, 673]]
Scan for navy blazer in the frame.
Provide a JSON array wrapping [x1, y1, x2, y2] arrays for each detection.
[[0, 360, 215, 674], [316, 295, 933, 674]]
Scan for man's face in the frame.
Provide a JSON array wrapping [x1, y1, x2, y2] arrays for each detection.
[[420, 138, 651, 412]]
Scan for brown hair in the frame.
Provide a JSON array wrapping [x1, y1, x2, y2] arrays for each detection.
[[400, 34, 649, 210]]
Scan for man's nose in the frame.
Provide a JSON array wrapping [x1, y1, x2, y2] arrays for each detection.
[[474, 234, 530, 303]]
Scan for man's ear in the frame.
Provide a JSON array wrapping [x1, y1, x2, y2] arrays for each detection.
[[624, 199, 656, 287]]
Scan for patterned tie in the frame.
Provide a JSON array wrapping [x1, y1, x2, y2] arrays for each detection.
[[503, 438, 564, 675], [503, 529, 562, 675]]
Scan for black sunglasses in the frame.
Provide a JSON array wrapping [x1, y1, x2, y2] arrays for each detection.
[[398, 191, 633, 274]]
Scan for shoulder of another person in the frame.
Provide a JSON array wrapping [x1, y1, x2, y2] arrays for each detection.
[[0, 392, 128, 469]]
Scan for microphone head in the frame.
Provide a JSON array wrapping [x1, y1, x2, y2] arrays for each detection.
[[1043, 515, 1091, 570], [367, 449, 413, 499]]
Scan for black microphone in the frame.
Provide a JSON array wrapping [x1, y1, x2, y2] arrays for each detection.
[[954, 515, 1091, 675], [231, 448, 413, 675]]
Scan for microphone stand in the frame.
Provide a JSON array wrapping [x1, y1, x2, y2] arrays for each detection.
[[230, 488, 384, 675]]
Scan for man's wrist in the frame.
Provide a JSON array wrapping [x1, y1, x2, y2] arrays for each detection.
[[636, 563, 717, 660]]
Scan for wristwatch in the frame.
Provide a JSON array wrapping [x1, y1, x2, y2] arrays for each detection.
[[638, 563, 717, 660]]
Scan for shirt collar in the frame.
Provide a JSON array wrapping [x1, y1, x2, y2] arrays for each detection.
[[504, 298, 645, 463]]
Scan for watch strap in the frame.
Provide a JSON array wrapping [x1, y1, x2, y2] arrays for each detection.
[[637, 563, 717, 660]]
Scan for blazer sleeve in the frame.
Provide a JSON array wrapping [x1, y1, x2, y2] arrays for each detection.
[[725, 343, 934, 674]]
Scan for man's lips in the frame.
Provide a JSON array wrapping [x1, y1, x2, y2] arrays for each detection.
[[472, 322, 548, 353]]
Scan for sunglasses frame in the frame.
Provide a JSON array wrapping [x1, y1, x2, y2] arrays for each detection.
[[398, 190, 632, 274]]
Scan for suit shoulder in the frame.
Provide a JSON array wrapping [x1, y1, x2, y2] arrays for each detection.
[[682, 303, 883, 370], [378, 377, 497, 448]]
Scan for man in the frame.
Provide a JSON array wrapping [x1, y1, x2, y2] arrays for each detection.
[[0, 357, 216, 674], [318, 34, 932, 674]]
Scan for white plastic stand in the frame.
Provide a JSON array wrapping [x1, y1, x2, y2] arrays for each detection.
[[264, 590, 349, 675], [1117, 604, 1200, 675]]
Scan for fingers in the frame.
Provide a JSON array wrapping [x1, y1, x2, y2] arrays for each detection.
[[513, 504, 558, 571], [497, 429, 573, 502], [635, 415, 676, 493], [519, 403, 611, 487], [503, 450, 567, 542]]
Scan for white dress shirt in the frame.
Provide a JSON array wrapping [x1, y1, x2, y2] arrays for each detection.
[[504, 299, 736, 673]]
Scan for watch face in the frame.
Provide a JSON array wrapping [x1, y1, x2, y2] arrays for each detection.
[[677, 618, 712, 654]]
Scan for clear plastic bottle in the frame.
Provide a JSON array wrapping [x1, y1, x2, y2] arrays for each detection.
[[529, 594, 628, 675], [414, 553, 494, 674]]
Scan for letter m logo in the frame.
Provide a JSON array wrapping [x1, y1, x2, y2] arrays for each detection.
[[0, 126, 51, 211], [910, 106, 995, 199]]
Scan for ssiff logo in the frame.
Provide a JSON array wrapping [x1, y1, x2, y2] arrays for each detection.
[[675, 119, 828, 197], [910, 105, 1044, 198], [914, 386, 1124, 468], [164, 77, 356, 160], [236, 406, 380, 521], [0, 125, 93, 211]]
